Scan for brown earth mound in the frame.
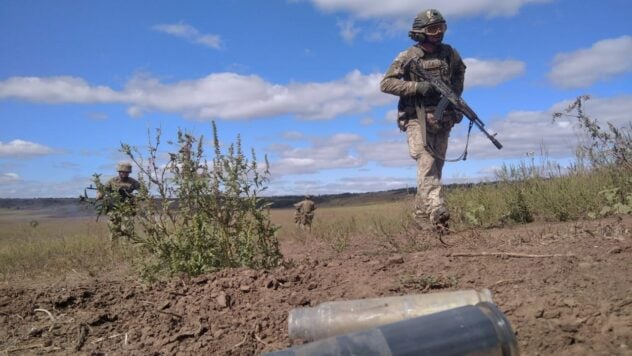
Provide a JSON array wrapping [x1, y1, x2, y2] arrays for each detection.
[[1, 216, 631, 355]]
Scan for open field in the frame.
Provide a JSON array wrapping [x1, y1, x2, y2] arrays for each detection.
[[1, 201, 631, 355]]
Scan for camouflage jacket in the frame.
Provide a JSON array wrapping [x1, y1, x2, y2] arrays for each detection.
[[380, 43, 466, 130], [294, 199, 316, 215], [101, 176, 140, 200]]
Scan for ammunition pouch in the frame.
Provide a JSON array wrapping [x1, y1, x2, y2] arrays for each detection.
[[397, 106, 417, 132], [397, 106, 460, 134], [424, 107, 460, 134]]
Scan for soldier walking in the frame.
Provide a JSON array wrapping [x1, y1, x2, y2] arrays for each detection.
[[96, 162, 141, 242], [380, 9, 466, 234], [294, 195, 317, 231]]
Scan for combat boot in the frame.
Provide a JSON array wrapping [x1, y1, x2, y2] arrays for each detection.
[[430, 206, 450, 235]]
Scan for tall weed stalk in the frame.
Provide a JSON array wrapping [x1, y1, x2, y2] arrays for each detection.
[[110, 122, 281, 278]]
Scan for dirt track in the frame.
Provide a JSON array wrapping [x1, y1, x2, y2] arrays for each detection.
[[1, 216, 631, 355]]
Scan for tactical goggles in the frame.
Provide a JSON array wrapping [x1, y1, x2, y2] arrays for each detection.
[[423, 22, 446, 35]]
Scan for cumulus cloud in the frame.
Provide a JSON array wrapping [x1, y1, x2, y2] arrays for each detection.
[[0, 58, 523, 122], [267, 133, 365, 175], [0, 76, 121, 103], [337, 18, 360, 43], [548, 36, 632, 88], [0, 140, 55, 157], [0, 71, 393, 120], [0, 173, 20, 184], [448, 94, 632, 160], [282, 131, 305, 140], [464, 58, 525, 87], [354, 95, 632, 164], [356, 140, 410, 167], [153, 23, 222, 49], [307, 0, 551, 21], [266, 175, 415, 195], [0, 176, 93, 198]]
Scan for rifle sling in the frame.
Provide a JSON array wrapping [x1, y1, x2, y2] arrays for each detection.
[[422, 96, 474, 162]]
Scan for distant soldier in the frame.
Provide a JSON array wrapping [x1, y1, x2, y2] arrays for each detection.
[[294, 195, 317, 231], [96, 162, 141, 242]]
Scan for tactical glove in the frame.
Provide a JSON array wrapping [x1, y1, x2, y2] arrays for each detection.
[[415, 81, 436, 96]]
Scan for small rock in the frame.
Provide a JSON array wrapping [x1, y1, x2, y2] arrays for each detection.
[[289, 293, 310, 306], [264, 278, 279, 289], [307, 282, 318, 290], [387, 255, 404, 265], [192, 276, 209, 284], [28, 327, 45, 337], [240, 285, 251, 293], [543, 310, 561, 319], [560, 322, 579, 333], [608, 247, 623, 255], [242, 270, 259, 280], [562, 298, 578, 308], [216, 292, 231, 308]]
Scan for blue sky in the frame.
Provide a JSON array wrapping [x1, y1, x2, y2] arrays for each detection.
[[1, 0, 631, 198]]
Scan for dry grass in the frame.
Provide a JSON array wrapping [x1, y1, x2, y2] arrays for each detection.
[[0, 215, 128, 283]]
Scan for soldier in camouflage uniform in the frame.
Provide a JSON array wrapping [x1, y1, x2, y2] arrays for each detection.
[[96, 162, 141, 242], [380, 9, 466, 233], [294, 195, 317, 231]]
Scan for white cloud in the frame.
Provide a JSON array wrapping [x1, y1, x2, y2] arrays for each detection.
[[0, 71, 393, 120], [354, 95, 632, 165], [548, 36, 632, 88], [307, 0, 551, 20], [448, 94, 632, 160], [153, 23, 222, 49], [337, 18, 360, 43], [360, 116, 374, 126], [0, 59, 523, 122], [267, 133, 365, 175], [266, 175, 415, 195], [0, 176, 92, 198], [464, 58, 525, 88], [0, 76, 121, 103], [282, 131, 305, 140], [0, 140, 55, 157], [0, 173, 20, 184], [356, 140, 410, 167]]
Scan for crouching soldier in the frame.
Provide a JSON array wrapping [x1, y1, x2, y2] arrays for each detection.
[[97, 162, 140, 242]]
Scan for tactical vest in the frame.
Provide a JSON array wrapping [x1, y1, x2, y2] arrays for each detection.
[[106, 177, 140, 199], [405, 44, 455, 107], [396, 44, 461, 133]]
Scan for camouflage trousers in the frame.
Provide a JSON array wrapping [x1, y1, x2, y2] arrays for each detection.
[[295, 213, 315, 229], [106, 211, 135, 242], [405, 119, 450, 220]]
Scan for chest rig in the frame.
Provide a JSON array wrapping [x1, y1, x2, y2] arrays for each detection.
[[408, 45, 452, 107]]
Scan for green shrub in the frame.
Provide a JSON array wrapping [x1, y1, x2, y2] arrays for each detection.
[[113, 122, 281, 278], [447, 95, 631, 228]]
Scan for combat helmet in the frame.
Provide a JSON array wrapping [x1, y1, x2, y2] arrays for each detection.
[[409, 9, 447, 42], [117, 162, 133, 173]]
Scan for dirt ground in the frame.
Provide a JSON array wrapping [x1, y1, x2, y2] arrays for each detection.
[[1, 215, 631, 355]]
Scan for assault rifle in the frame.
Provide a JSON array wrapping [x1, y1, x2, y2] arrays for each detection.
[[79, 184, 105, 221], [408, 65, 503, 150], [79, 184, 98, 202]]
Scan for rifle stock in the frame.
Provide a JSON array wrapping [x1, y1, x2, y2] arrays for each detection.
[[408, 65, 503, 150]]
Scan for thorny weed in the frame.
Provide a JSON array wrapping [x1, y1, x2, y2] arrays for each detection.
[[96, 122, 282, 279]]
